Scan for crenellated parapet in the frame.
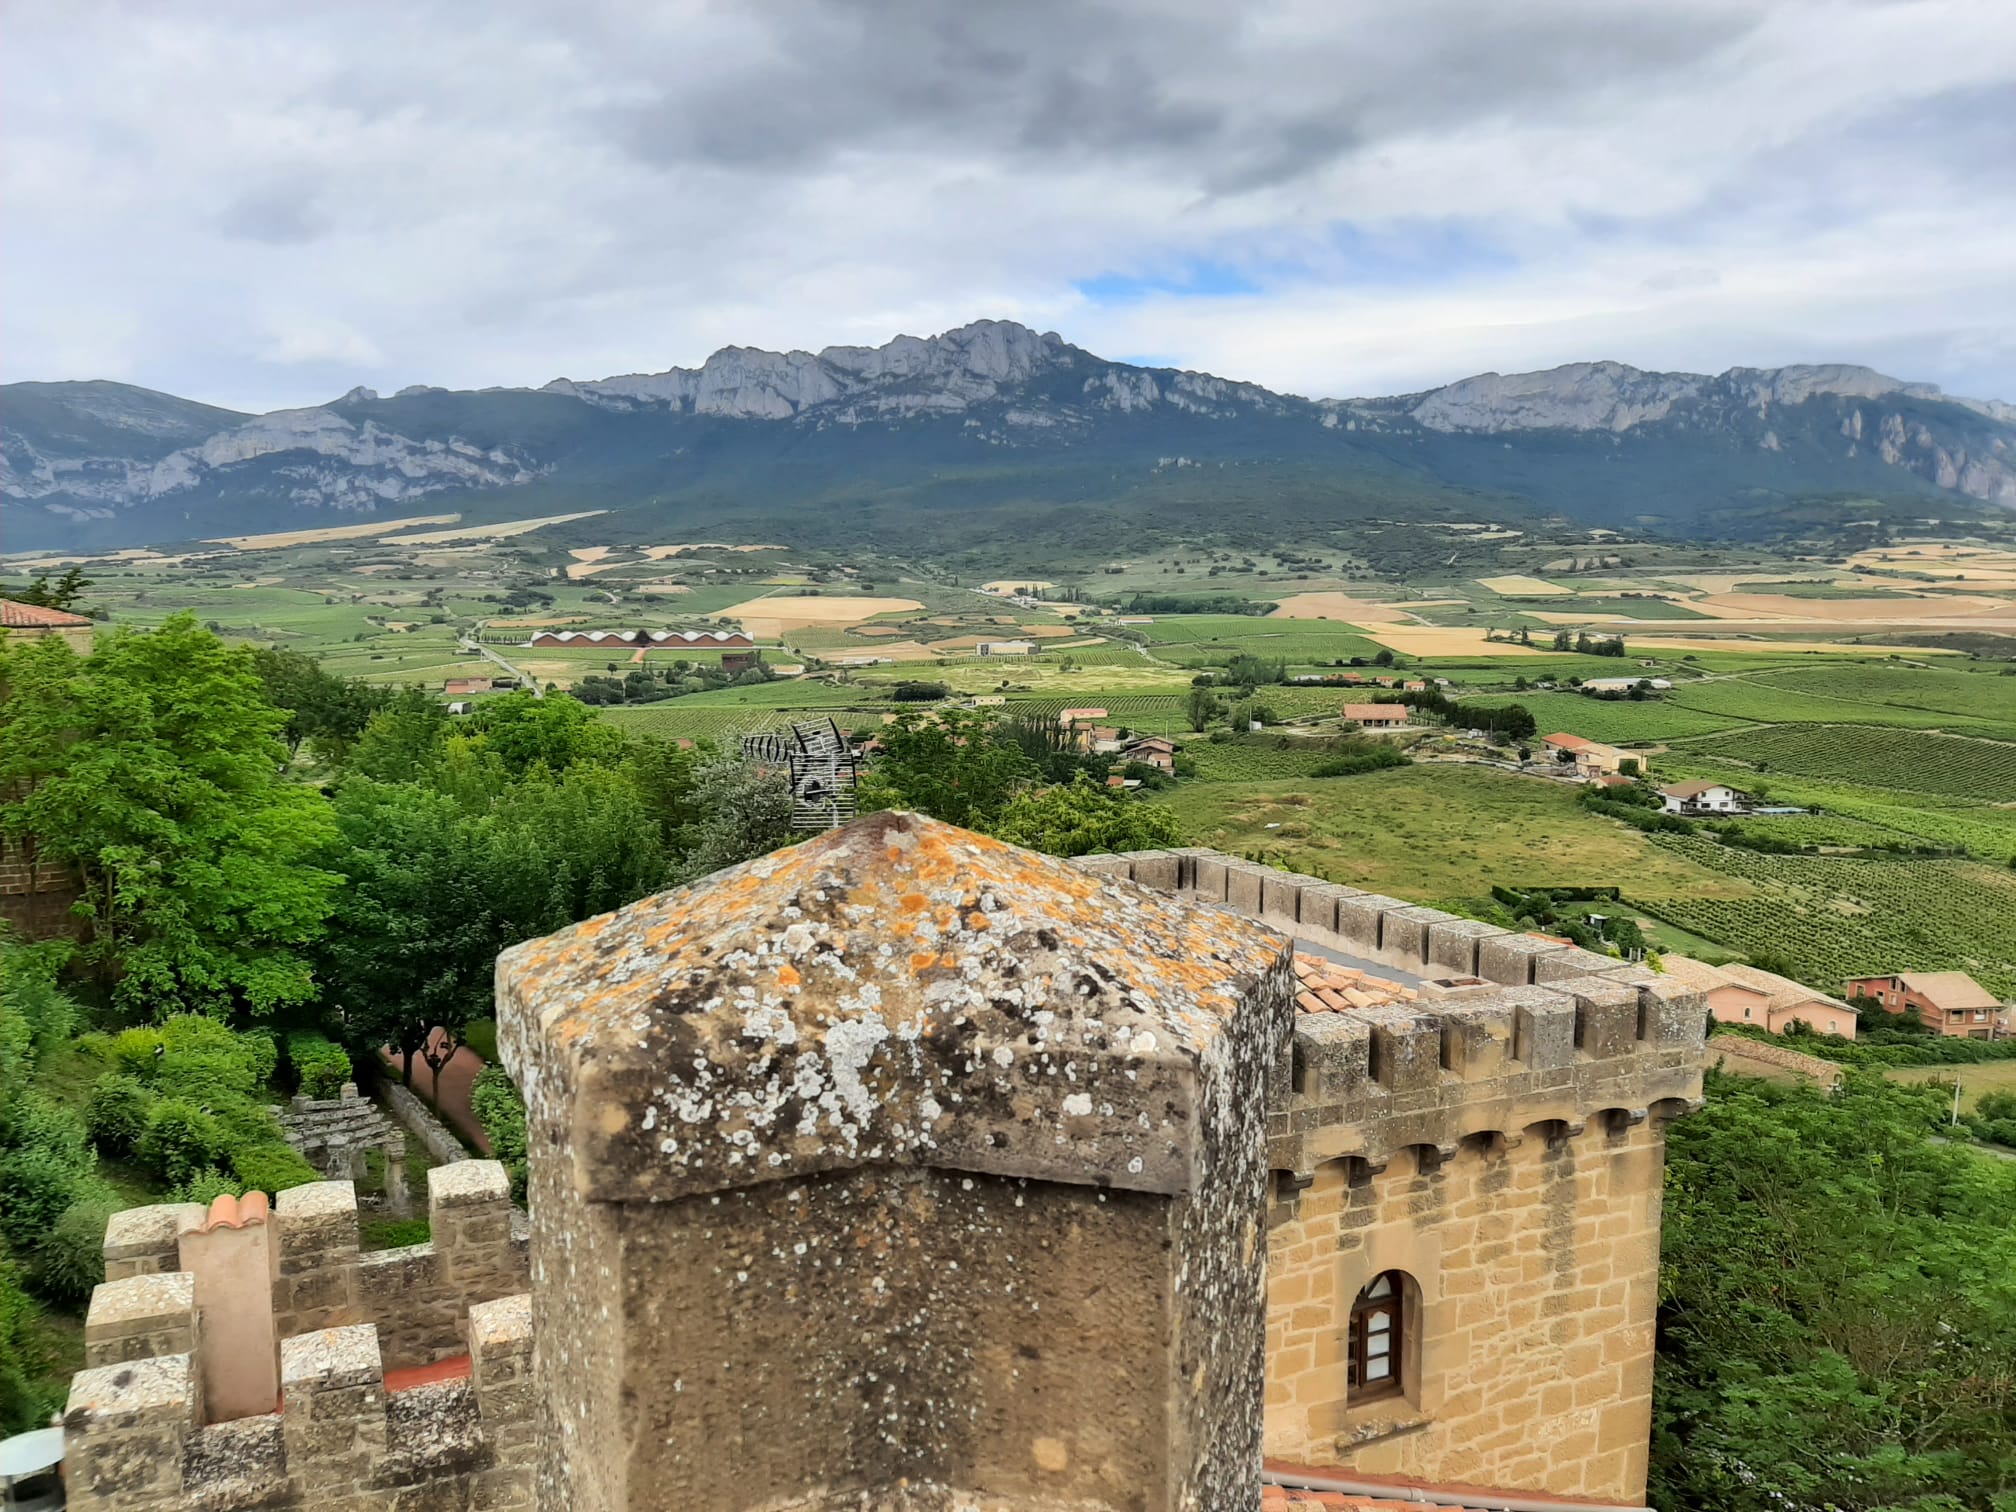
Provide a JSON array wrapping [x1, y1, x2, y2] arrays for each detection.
[[98, 1163, 528, 1371], [1080, 848, 1705, 1504], [66, 1163, 535, 1510], [62, 1295, 534, 1511], [1076, 849, 1706, 1178]]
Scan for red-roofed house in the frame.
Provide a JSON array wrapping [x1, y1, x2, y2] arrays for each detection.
[[0, 597, 95, 653], [1342, 703, 1408, 727], [1844, 971, 2005, 1038]]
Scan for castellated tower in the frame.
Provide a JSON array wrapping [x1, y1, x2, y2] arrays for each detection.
[[57, 818, 1702, 1511], [1080, 848, 1706, 1505], [493, 811, 1295, 1512]]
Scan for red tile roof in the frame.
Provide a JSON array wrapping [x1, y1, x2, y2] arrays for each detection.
[[1293, 953, 1418, 1014], [0, 598, 92, 628], [1264, 1462, 1641, 1512]]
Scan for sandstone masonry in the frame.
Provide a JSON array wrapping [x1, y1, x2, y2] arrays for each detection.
[[1079, 848, 1705, 1505], [60, 820, 1702, 1511]]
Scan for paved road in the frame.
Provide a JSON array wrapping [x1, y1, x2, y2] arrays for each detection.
[[458, 637, 541, 697]]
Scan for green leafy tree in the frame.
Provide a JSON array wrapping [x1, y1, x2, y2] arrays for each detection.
[[8, 565, 92, 612], [1654, 1070, 2016, 1510], [467, 692, 624, 777], [0, 616, 340, 1014], [991, 773, 1186, 857], [675, 757, 796, 881], [858, 709, 1037, 831], [252, 645, 389, 761]]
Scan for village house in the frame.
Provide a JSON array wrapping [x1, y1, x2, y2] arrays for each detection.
[[1663, 955, 1858, 1037], [1056, 706, 1109, 727], [719, 649, 762, 675], [442, 676, 494, 698], [1542, 732, 1640, 777], [1659, 779, 1745, 815], [1341, 703, 1408, 728], [1118, 734, 1180, 771], [1844, 971, 2005, 1039], [1581, 676, 1672, 693], [1, 597, 95, 654]]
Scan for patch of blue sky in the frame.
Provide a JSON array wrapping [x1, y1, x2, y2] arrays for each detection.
[[1074, 258, 1261, 304], [1076, 220, 1518, 308]]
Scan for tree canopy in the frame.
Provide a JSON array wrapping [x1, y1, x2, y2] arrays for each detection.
[[1654, 1069, 2016, 1511], [0, 616, 340, 1014]]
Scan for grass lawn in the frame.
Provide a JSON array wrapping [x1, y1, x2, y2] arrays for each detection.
[[1885, 1060, 2016, 1112], [1151, 763, 1746, 911]]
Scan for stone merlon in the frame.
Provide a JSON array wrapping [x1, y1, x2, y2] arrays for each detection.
[[495, 809, 1298, 1203]]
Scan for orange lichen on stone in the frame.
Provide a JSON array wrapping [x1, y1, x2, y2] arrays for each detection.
[[494, 811, 1295, 1204]]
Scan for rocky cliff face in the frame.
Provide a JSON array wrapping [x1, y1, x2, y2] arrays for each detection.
[[4, 322, 2013, 546], [1328, 360, 2016, 509]]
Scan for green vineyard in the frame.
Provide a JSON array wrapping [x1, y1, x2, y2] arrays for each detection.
[[1673, 724, 2016, 800], [1635, 837, 2016, 998]]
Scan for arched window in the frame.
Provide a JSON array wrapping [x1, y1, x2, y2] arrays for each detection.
[[1347, 1271, 1404, 1401]]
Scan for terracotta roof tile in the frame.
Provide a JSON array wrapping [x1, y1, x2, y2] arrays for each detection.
[[1263, 1461, 1641, 1511], [1292, 953, 1417, 1015], [0, 598, 92, 628]]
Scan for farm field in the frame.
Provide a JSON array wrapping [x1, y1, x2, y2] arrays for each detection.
[[1151, 764, 1747, 911], [1462, 691, 1745, 743], [1637, 836, 2016, 997], [1885, 1061, 2016, 1113], [1672, 724, 2016, 800]]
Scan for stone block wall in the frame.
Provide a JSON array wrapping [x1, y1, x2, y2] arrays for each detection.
[[1084, 848, 1706, 1507], [99, 1162, 528, 1373], [63, 1296, 536, 1511]]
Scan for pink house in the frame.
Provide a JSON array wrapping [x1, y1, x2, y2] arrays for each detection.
[[1662, 956, 1857, 1039]]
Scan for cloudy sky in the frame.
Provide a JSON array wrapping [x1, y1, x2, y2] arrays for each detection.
[[7, 0, 2016, 413]]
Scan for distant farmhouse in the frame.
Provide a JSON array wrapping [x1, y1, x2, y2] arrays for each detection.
[[975, 639, 1035, 656], [1663, 955, 1858, 1038], [1542, 732, 1639, 777], [1845, 971, 2007, 1039], [1582, 675, 1672, 693], [0, 597, 94, 654], [521, 629, 754, 649], [1659, 779, 1744, 815], [1342, 703, 1407, 727], [443, 676, 494, 698]]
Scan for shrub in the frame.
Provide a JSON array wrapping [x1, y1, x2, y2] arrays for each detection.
[[30, 1199, 116, 1305], [230, 1142, 319, 1195], [0, 1258, 59, 1436], [86, 1074, 154, 1155], [0, 1145, 89, 1251], [286, 1034, 352, 1099], [165, 1168, 244, 1206], [137, 1100, 228, 1186], [470, 1068, 527, 1166]]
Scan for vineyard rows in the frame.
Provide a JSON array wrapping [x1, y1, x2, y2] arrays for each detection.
[[1673, 724, 2016, 800], [1637, 837, 2016, 998]]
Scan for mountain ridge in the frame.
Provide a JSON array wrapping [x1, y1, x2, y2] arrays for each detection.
[[5, 319, 2013, 551]]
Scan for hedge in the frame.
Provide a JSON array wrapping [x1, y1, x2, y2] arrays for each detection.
[[285, 1034, 353, 1100]]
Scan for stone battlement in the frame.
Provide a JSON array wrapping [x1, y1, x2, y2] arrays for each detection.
[[100, 1161, 528, 1369], [60, 819, 1702, 1510], [1074, 849, 1705, 1178], [63, 1294, 533, 1511]]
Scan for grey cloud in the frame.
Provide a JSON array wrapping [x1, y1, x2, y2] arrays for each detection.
[[217, 183, 327, 245], [599, 0, 1757, 196]]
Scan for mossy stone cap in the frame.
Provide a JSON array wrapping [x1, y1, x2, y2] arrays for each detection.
[[497, 811, 1292, 1202]]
